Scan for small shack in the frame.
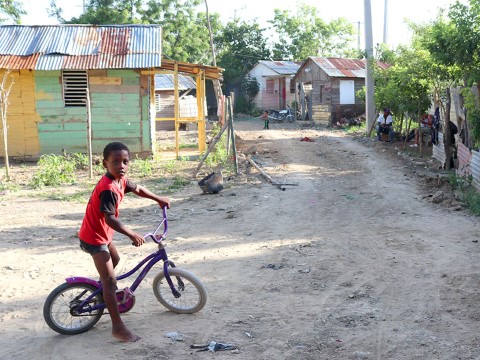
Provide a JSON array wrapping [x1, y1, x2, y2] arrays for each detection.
[[0, 24, 163, 158], [290, 57, 389, 125], [247, 60, 302, 110], [146, 59, 223, 157]]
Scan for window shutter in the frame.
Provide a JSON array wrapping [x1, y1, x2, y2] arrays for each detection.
[[62, 70, 88, 107]]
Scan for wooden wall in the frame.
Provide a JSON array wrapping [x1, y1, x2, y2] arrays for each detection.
[[32, 69, 151, 156], [0, 69, 40, 158]]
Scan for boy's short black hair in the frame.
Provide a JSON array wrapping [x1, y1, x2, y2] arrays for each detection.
[[103, 142, 130, 160]]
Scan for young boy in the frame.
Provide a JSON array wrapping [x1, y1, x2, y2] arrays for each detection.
[[78, 142, 170, 342], [260, 110, 269, 129]]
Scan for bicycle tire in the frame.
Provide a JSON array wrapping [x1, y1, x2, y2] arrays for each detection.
[[286, 114, 295, 123], [43, 282, 104, 335], [152, 268, 207, 314]]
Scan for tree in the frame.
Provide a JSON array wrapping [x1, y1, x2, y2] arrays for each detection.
[[49, 0, 221, 63], [0, 71, 14, 180], [373, 42, 433, 154], [0, 0, 25, 24], [142, 0, 222, 63], [216, 19, 270, 95], [49, 0, 143, 24], [413, 0, 480, 162], [268, 4, 355, 61]]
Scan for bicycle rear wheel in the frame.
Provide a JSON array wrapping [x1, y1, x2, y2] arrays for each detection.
[[43, 282, 104, 335], [286, 114, 295, 123], [152, 268, 207, 314]]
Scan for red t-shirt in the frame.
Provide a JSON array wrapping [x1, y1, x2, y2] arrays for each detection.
[[79, 174, 135, 246]]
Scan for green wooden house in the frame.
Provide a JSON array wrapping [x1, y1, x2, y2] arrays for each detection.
[[0, 24, 162, 158]]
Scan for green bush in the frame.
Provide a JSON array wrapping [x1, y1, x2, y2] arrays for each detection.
[[130, 156, 154, 178], [30, 154, 78, 188]]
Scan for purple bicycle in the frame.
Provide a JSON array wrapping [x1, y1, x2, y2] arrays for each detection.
[[43, 207, 207, 335]]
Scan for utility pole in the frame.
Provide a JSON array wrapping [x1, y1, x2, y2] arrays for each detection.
[[364, 0, 375, 133], [383, 0, 389, 44], [357, 21, 361, 50]]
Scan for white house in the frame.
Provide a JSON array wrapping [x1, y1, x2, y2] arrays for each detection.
[[247, 60, 302, 111]]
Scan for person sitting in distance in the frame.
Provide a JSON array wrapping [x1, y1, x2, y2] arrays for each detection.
[[376, 108, 394, 142]]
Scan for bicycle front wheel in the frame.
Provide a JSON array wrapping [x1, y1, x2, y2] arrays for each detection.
[[43, 282, 104, 335], [152, 268, 207, 314]]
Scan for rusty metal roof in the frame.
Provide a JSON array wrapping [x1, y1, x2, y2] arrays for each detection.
[[310, 57, 389, 78], [258, 60, 302, 75], [0, 25, 162, 70]]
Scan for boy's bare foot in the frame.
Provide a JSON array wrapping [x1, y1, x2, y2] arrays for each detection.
[[112, 325, 141, 342]]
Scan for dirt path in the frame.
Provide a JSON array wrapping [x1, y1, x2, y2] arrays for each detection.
[[1, 120, 480, 359]]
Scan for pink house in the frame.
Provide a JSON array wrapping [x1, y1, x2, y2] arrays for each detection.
[[247, 60, 302, 111]]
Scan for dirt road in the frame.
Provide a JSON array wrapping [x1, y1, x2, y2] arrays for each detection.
[[1, 120, 480, 360]]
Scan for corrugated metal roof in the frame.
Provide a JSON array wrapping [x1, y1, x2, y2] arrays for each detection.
[[310, 57, 389, 78], [258, 60, 302, 75], [0, 25, 162, 70], [155, 74, 197, 90]]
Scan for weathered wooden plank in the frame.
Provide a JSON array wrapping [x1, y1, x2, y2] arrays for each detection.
[[89, 77, 122, 85], [93, 128, 139, 137], [93, 122, 140, 132], [34, 76, 61, 85], [89, 114, 140, 123], [38, 123, 89, 132], [35, 70, 61, 77], [35, 84, 62, 93], [35, 92, 63, 101], [36, 107, 87, 117], [90, 93, 140, 103], [107, 69, 139, 78], [88, 69, 107, 77], [90, 106, 140, 115], [89, 84, 139, 93], [36, 100, 67, 108], [122, 77, 140, 86], [39, 131, 87, 141]]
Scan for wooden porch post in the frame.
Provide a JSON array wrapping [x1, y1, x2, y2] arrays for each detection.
[[174, 62, 179, 158]]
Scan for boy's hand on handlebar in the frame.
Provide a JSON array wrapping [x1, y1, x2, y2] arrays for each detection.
[[129, 233, 145, 247], [158, 197, 170, 209]]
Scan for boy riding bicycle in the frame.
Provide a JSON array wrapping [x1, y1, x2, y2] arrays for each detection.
[[78, 141, 170, 342]]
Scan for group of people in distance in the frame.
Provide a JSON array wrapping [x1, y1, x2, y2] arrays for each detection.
[[376, 107, 433, 146]]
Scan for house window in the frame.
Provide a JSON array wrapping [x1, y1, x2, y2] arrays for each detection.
[[62, 70, 88, 107], [266, 79, 274, 94], [339, 80, 355, 104]]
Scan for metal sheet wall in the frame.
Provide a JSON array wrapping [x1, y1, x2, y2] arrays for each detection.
[[456, 142, 472, 176], [432, 132, 446, 167], [471, 150, 480, 191]]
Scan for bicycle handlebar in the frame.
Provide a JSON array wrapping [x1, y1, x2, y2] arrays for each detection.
[[143, 206, 168, 244]]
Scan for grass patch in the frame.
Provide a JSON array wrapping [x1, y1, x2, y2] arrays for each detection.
[[30, 153, 88, 188], [464, 188, 480, 216], [0, 180, 20, 192], [448, 173, 480, 215]]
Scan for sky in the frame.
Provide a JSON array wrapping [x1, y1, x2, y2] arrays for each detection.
[[21, 0, 467, 48]]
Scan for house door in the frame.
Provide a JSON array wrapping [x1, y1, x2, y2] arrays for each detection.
[[279, 78, 286, 108]]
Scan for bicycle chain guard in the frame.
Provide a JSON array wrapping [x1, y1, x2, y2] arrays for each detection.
[[116, 287, 136, 313]]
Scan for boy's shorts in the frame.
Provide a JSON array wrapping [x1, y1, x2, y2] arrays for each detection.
[[79, 239, 109, 255]]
